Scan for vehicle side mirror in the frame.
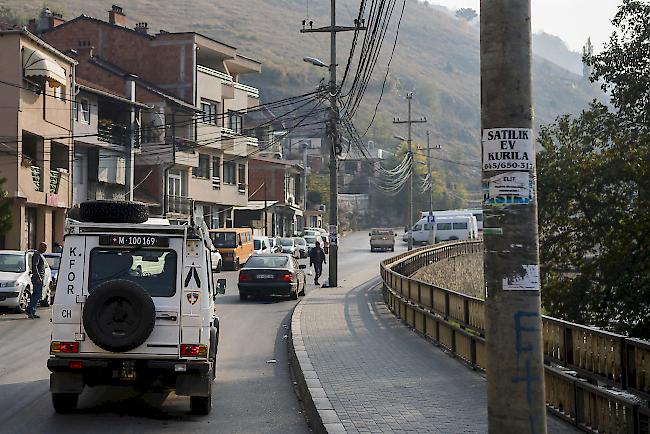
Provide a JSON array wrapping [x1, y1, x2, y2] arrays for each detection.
[[299, 264, 307, 270], [368, 232, 372, 236], [216, 278, 227, 295]]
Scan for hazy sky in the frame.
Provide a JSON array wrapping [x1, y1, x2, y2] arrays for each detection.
[[429, 0, 623, 52]]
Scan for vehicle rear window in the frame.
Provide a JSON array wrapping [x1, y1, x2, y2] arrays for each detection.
[[437, 223, 452, 231], [372, 230, 392, 235], [453, 222, 468, 230], [88, 249, 177, 297], [254, 239, 262, 250], [280, 239, 293, 246], [244, 256, 289, 268], [45, 255, 61, 269]]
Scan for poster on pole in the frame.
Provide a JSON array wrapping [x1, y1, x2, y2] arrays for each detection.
[[502, 265, 540, 291], [482, 128, 534, 171], [483, 171, 533, 206], [329, 224, 338, 247]]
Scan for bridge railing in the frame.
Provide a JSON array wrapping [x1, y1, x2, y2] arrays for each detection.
[[380, 241, 650, 434]]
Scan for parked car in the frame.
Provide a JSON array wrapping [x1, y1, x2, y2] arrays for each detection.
[[268, 237, 282, 253], [44, 252, 61, 301], [0, 250, 52, 312], [254, 236, 272, 255], [278, 238, 300, 258], [238, 254, 307, 301], [304, 234, 323, 254], [369, 228, 395, 252], [293, 237, 308, 258]]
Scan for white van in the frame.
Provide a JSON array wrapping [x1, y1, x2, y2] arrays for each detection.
[[421, 209, 484, 231], [406, 215, 478, 244]]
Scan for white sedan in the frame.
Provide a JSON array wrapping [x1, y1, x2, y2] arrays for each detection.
[[0, 250, 52, 312]]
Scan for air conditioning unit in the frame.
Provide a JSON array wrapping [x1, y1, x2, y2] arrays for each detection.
[[319, 204, 326, 212]]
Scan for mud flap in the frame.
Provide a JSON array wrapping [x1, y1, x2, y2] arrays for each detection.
[[176, 371, 211, 397], [50, 372, 84, 394]]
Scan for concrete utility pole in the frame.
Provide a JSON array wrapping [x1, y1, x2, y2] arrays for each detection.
[[481, 0, 547, 433], [421, 131, 441, 245], [393, 93, 427, 251], [301, 1, 365, 287], [126, 75, 137, 201]]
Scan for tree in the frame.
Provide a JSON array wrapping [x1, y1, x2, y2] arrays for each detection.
[[538, 0, 650, 337], [0, 178, 12, 236], [0, 6, 24, 26], [455, 8, 478, 22], [581, 37, 593, 79]]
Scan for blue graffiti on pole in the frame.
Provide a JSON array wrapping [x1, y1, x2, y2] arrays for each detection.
[[511, 310, 542, 434]]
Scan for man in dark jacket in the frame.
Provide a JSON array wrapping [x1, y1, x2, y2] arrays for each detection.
[[27, 242, 47, 319], [309, 241, 327, 285]]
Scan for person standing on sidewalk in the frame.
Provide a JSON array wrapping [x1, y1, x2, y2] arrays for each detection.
[[27, 242, 47, 319], [309, 240, 326, 285]]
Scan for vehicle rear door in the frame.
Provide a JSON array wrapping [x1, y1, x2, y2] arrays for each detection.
[[79, 234, 183, 357]]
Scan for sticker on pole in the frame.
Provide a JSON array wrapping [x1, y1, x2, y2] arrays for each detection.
[[329, 224, 338, 246], [502, 265, 540, 291], [482, 128, 534, 171], [483, 172, 533, 206]]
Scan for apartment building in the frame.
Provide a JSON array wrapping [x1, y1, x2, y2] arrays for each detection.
[[235, 156, 305, 236], [0, 28, 75, 250], [40, 5, 262, 226]]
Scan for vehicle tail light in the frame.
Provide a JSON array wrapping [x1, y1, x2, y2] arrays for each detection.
[[51, 341, 79, 354], [239, 273, 252, 282], [181, 344, 208, 358], [280, 273, 293, 283], [68, 360, 83, 369]]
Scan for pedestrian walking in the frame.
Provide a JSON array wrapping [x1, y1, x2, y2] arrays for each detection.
[[27, 242, 47, 319], [309, 240, 326, 285]]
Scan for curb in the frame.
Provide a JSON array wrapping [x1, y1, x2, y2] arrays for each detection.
[[289, 293, 346, 434]]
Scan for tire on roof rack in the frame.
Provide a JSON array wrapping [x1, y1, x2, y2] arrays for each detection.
[[80, 200, 149, 224]]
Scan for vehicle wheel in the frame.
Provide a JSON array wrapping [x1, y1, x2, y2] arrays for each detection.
[[15, 288, 31, 313], [299, 279, 306, 296], [40, 286, 52, 307], [79, 200, 149, 224], [190, 385, 212, 415], [289, 288, 298, 300], [239, 292, 247, 301], [233, 259, 240, 271], [391, 247, 395, 252], [83, 279, 156, 352], [52, 393, 78, 413]]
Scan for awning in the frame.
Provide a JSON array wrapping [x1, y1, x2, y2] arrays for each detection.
[[23, 48, 67, 88], [234, 200, 278, 211]]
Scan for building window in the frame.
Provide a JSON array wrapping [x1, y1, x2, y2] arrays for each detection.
[[237, 163, 246, 192], [227, 111, 243, 134], [76, 98, 90, 124], [192, 154, 210, 178], [212, 156, 221, 189], [201, 99, 219, 125], [223, 161, 236, 185]]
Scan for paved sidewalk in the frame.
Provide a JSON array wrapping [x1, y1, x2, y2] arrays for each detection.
[[292, 278, 579, 434]]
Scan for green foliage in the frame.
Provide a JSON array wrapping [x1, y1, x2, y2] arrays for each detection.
[[539, 0, 650, 337], [0, 5, 25, 25], [307, 174, 329, 210], [0, 178, 13, 235]]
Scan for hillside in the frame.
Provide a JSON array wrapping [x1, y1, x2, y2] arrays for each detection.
[[5, 0, 602, 192]]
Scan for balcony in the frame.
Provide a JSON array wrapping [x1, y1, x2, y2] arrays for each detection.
[[98, 122, 130, 147], [212, 176, 221, 190], [166, 195, 192, 215], [234, 82, 260, 99]]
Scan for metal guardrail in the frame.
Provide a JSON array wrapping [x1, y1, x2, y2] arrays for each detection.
[[380, 241, 650, 434]]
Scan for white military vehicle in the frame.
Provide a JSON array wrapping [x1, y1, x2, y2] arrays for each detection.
[[48, 201, 225, 415]]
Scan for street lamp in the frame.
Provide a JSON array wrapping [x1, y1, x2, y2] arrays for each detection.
[[303, 56, 328, 68], [394, 135, 407, 142]]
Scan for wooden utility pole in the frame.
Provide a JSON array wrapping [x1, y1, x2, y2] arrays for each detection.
[[393, 93, 427, 251], [301, 1, 365, 286], [481, 0, 547, 432]]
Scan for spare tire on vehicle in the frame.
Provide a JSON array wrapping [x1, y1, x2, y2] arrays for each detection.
[[83, 279, 156, 353], [80, 200, 149, 224]]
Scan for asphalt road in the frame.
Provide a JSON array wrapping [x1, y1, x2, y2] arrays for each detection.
[[0, 231, 405, 434]]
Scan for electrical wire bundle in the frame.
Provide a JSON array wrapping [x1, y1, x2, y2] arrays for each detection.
[[372, 152, 412, 195]]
